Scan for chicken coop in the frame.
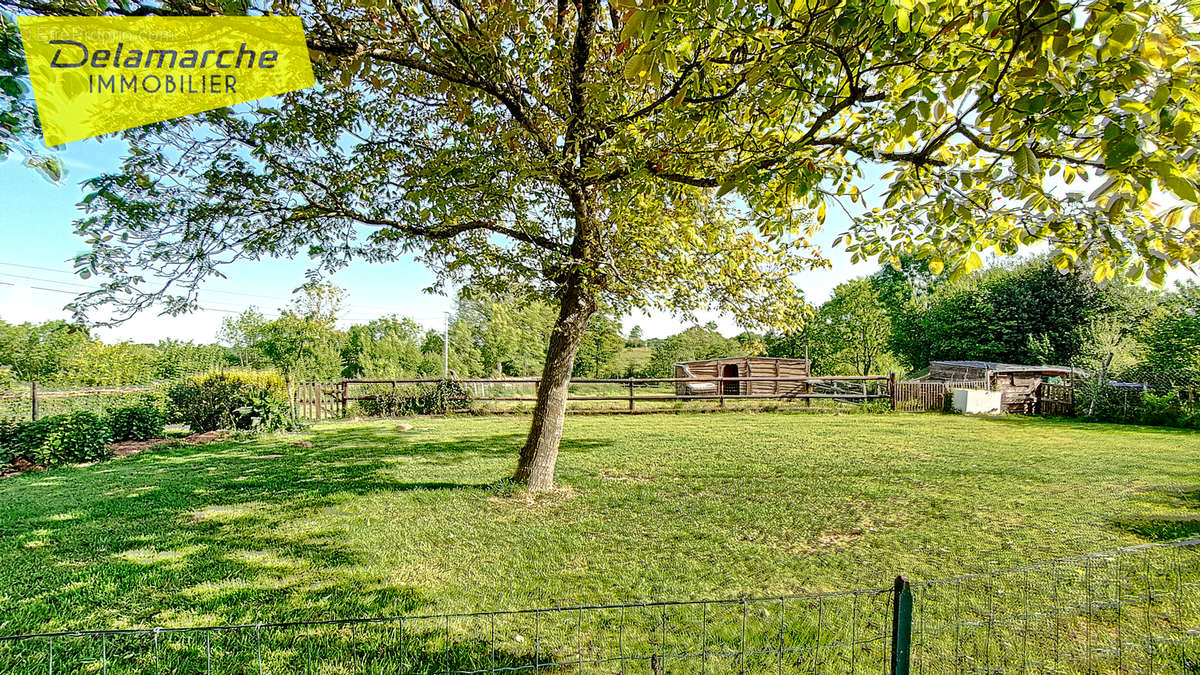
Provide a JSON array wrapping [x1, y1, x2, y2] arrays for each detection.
[[922, 360, 1084, 414], [674, 357, 812, 397]]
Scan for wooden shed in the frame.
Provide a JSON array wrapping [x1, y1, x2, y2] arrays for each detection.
[[922, 360, 1084, 414], [674, 357, 811, 397]]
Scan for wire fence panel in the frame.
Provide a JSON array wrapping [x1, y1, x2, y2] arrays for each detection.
[[909, 540, 1200, 674], [2, 541, 1199, 673]]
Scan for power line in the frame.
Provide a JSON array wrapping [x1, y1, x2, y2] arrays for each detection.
[[1, 274, 448, 326], [0, 261, 449, 320]]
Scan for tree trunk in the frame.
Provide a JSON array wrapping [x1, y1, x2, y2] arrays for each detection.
[[513, 276, 596, 491]]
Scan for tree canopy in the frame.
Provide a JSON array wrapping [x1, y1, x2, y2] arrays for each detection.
[[5, 0, 1199, 489]]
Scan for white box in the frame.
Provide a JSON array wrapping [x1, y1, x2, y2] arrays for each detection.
[[951, 388, 1003, 414]]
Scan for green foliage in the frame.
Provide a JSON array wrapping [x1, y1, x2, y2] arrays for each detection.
[[1139, 282, 1200, 375], [448, 294, 557, 377], [810, 279, 896, 376], [625, 326, 646, 349], [0, 319, 91, 383], [150, 340, 236, 381], [0, 412, 112, 467], [0, 319, 236, 388], [219, 309, 345, 382], [890, 258, 1127, 370], [106, 405, 165, 442], [573, 315, 625, 379], [0, 419, 14, 466], [646, 324, 746, 377], [54, 340, 156, 387], [167, 371, 291, 433], [235, 388, 300, 433], [1078, 383, 1200, 429], [0, 11, 62, 182], [356, 380, 471, 417], [342, 315, 438, 379]]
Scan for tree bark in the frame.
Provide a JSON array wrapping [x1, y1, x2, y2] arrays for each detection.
[[513, 274, 596, 491]]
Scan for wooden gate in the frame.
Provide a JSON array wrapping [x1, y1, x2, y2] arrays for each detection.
[[895, 381, 948, 412], [1037, 383, 1075, 416], [294, 382, 343, 420]]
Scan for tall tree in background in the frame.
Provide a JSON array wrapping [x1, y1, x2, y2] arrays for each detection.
[[7, 0, 1199, 489], [811, 279, 893, 375], [342, 315, 435, 378], [573, 314, 625, 378], [1140, 282, 1200, 376], [893, 258, 1125, 370], [647, 325, 745, 377], [0, 319, 90, 382]]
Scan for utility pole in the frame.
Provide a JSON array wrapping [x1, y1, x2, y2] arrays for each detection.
[[443, 311, 450, 379]]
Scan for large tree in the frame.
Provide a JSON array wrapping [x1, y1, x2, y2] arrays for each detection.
[[812, 278, 894, 375], [6, 0, 1200, 490]]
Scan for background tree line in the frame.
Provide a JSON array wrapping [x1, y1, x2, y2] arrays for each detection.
[[3, 261, 1196, 389]]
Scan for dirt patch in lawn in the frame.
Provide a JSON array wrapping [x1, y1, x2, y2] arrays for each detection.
[[110, 430, 229, 458]]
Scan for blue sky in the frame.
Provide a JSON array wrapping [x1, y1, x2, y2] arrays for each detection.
[[0, 138, 878, 344]]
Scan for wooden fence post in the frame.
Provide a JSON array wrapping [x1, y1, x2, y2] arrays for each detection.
[[30, 381, 38, 422], [628, 379, 635, 412], [889, 373, 898, 411], [341, 380, 349, 418]]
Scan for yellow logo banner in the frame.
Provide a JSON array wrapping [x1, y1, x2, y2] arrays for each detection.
[[18, 17, 315, 145]]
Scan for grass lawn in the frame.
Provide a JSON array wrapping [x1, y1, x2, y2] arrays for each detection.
[[2, 411, 1198, 638]]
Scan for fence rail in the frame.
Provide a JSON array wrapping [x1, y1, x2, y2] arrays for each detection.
[[2, 539, 1198, 673], [1, 382, 157, 422], [294, 376, 896, 420]]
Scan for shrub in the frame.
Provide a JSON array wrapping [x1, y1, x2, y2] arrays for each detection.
[[234, 387, 298, 432], [1078, 381, 1200, 429], [0, 420, 17, 467], [39, 412, 113, 464], [167, 371, 294, 432], [107, 405, 166, 442], [356, 380, 471, 417], [0, 412, 113, 467]]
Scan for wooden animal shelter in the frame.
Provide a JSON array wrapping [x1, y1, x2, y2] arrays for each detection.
[[922, 360, 1084, 414], [674, 357, 812, 397]]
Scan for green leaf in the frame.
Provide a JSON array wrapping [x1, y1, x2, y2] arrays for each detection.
[[1109, 22, 1137, 47], [1013, 145, 1039, 178], [1164, 175, 1198, 203], [1104, 135, 1140, 169]]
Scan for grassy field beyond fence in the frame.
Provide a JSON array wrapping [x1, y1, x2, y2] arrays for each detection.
[[1, 413, 1198, 670]]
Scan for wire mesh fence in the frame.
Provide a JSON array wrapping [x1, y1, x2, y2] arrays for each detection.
[[1, 540, 1198, 673]]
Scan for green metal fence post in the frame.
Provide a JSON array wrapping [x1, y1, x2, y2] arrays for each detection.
[[890, 575, 912, 675]]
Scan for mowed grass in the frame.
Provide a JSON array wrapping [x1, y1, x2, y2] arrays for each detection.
[[1, 412, 1198, 637]]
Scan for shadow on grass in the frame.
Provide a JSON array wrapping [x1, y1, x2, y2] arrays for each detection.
[[964, 414, 1200, 436], [1112, 484, 1200, 542], [0, 621, 554, 674], [1113, 514, 1200, 542], [0, 423, 610, 636]]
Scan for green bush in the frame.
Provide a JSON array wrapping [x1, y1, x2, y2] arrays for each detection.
[[167, 371, 295, 432], [0, 412, 113, 467], [356, 380, 471, 417], [107, 405, 166, 442], [0, 420, 16, 467], [1078, 382, 1200, 429], [40, 412, 113, 464]]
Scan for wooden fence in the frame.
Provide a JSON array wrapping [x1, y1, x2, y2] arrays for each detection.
[[895, 381, 949, 413], [293, 375, 899, 420], [1037, 382, 1075, 416], [2, 382, 156, 422]]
